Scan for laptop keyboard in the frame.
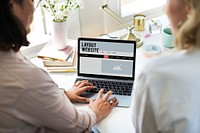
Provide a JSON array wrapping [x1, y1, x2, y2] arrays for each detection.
[[75, 79, 133, 96]]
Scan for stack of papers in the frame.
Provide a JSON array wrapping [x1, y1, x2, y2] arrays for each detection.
[[37, 40, 77, 73]]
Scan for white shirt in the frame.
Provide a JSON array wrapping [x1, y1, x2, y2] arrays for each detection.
[[0, 50, 96, 133], [131, 49, 200, 133]]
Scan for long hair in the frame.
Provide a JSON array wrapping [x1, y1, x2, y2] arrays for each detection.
[[0, 0, 29, 52], [175, 0, 200, 50]]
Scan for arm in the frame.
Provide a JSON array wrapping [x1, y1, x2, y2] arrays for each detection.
[[14, 78, 94, 132], [131, 72, 158, 133], [14, 68, 117, 132]]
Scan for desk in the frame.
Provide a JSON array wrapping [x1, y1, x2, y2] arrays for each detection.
[[31, 16, 175, 133]]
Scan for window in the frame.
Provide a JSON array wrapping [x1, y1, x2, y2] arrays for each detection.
[[22, 0, 50, 59], [121, 0, 167, 20], [27, 0, 50, 46]]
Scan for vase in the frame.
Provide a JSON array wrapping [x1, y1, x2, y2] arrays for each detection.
[[51, 22, 68, 50]]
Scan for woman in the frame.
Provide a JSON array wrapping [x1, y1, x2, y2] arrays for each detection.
[[0, 0, 118, 133], [131, 0, 200, 133]]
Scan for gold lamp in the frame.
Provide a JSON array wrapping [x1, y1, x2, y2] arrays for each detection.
[[101, 2, 143, 48]]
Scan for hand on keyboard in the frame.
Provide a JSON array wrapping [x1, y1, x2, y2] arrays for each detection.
[[64, 80, 96, 103], [89, 89, 118, 123]]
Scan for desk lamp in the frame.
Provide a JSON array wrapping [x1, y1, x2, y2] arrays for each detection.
[[101, 1, 143, 48]]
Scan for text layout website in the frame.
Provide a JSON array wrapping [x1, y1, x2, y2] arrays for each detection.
[[79, 40, 135, 78]]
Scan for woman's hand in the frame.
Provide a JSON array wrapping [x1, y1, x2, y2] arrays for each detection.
[[89, 89, 118, 123], [64, 80, 95, 103]]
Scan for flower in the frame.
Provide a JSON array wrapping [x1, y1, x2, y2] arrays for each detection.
[[41, 0, 84, 23]]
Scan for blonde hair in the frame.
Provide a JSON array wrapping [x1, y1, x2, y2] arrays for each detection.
[[175, 0, 200, 50]]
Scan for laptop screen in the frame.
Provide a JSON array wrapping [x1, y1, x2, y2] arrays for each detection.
[[78, 38, 136, 80]]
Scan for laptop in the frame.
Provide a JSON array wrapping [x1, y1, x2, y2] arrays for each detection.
[[75, 37, 136, 107]]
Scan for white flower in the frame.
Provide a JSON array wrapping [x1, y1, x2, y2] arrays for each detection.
[[41, 0, 84, 23], [76, 0, 85, 9], [63, 8, 70, 16], [55, 11, 65, 20]]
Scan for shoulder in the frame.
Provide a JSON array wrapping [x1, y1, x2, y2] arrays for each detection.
[[141, 50, 188, 75], [134, 50, 189, 97], [0, 51, 56, 89]]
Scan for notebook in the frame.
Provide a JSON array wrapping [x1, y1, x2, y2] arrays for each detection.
[[75, 37, 136, 107]]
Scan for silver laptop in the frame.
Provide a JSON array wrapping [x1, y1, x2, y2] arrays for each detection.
[[75, 37, 136, 107]]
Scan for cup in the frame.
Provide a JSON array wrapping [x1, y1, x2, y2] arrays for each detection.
[[149, 19, 162, 34], [133, 14, 146, 31], [162, 27, 174, 48]]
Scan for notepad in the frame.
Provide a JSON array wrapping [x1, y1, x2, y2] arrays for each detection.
[[42, 49, 76, 67], [37, 41, 74, 61]]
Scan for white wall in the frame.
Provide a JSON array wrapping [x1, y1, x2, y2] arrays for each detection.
[[78, 0, 121, 37], [66, 10, 81, 39]]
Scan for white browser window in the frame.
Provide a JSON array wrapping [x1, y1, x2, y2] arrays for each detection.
[[79, 40, 135, 77]]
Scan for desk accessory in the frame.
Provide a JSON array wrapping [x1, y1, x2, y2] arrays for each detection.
[[51, 22, 68, 50], [149, 19, 162, 34], [37, 42, 73, 61], [133, 14, 146, 31], [37, 40, 76, 61], [143, 44, 162, 58], [37, 40, 77, 73], [162, 27, 174, 48], [46, 67, 76, 73], [43, 51, 77, 73], [100, 0, 143, 48], [42, 49, 76, 67]]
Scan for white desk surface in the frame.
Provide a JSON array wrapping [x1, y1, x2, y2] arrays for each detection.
[[31, 16, 176, 133]]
